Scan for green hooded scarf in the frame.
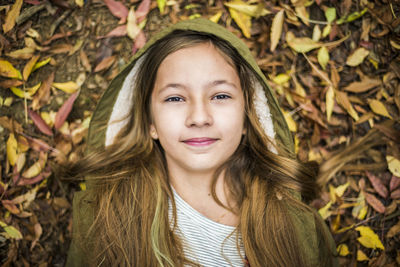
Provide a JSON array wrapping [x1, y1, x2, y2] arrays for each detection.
[[67, 18, 338, 266]]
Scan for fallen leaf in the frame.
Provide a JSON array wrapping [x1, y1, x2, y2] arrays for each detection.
[[22, 151, 47, 178], [54, 91, 79, 129], [343, 77, 381, 93], [104, 0, 129, 23], [229, 7, 251, 38], [7, 133, 18, 166], [390, 175, 400, 191], [325, 7, 336, 23], [0, 60, 22, 79], [32, 72, 54, 110], [387, 220, 400, 238], [335, 90, 359, 121], [0, 79, 23, 88], [15, 152, 26, 172], [127, 7, 140, 40], [209, 12, 222, 23], [156, 0, 166, 14], [312, 25, 321, 41], [295, 6, 309, 26], [346, 47, 370, 66], [318, 46, 329, 70], [368, 99, 392, 119], [2, 0, 23, 33], [28, 109, 53, 136], [270, 10, 284, 52], [282, 109, 297, 132], [387, 156, 400, 177], [356, 226, 385, 250], [0, 220, 23, 240], [6, 47, 35, 59], [357, 250, 369, 261], [352, 192, 367, 220], [52, 81, 79, 93], [80, 50, 92, 72], [364, 192, 385, 213], [17, 167, 51, 186], [326, 85, 334, 121], [286, 32, 321, 52], [10, 87, 32, 99], [31, 223, 42, 250], [318, 201, 332, 219], [366, 171, 388, 198], [337, 244, 349, 256], [136, 0, 151, 22], [100, 25, 127, 39], [23, 55, 40, 81], [32, 57, 52, 72], [94, 55, 116, 72], [225, 1, 270, 17]]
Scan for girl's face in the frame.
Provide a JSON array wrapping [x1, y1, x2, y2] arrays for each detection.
[[150, 42, 245, 176]]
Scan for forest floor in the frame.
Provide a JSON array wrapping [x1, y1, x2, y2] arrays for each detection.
[[0, 0, 399, 266]]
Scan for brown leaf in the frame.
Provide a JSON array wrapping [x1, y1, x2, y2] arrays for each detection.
[[366, 172, 389, 198], [17, 167, 51, 186], [104, 0, 129, 23], [391, 188, 400, 199], [0, 79, 23, 88], [0, 116, 23, 133], [94, 55, 116, 72], [390, 175, 400, 191], [364, 192, 386, 213], [30, 223, 42, 250], [54, 91, 79, 129], [28, 109, 53, 136], [343, 77, 381, 93], [31, 72, 54, 110], [23, 55, 40, 81], [2, 200, 20, 215], [25, 135, 52, 152], [79, 50, 92, 72], [49, 43, 73, 54], [2, 0, 23, 33], [6, 47, 35, 59], [387, 220, 400, 238]]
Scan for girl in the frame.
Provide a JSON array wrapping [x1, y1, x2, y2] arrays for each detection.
[[65, 18, 338, 266]]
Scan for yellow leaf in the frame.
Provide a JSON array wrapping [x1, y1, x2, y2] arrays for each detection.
[[387, 156, 400, 177], [346, 47, 370, 67], [312, 25, 321, 41], [32, 58, 52, 72], [325, 7, 336, 23], [272, 73, 291, 85], [75, 0, 84, 7], [318, 201, 332, 220], [357, 250, 369, 261], [209, 11, 222, 23], [156, 0, 166, 14], [229, 7, 251, 38], [295, 6, 309, 26], [79, 182, 86, 191], [0, 220, 23, 240], [282, 109, 297, 132], [6, 47, 35, 59], [10, 87, 32, 99], [52, 81, 79, 93], [270, 10, 284, 52], [224, 1, 270, 17], [41, 111, 55, 128], [2, 0, 23, 33], [356, 226, 385, 250], [27, 82, 41, 96], [0, 60, 22, 79], [322, 24, 331, 38], [337, 244, 349, 256], [286, 31, 321, 52], [326, 85, 334, 121], [22, 152, 47, 178], [7, 133, 18, 166], [368, 99, 392, 119], [23, 55, 40, 81], [318, 46, 329, 70], [335, 90, 359, 121], [127, 7, 140, 40], [4, 97, 13, 106], [335, 182, 349, 197], [352, 192, 367, 220]]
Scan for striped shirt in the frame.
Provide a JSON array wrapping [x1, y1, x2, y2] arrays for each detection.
[[169, 189, 245, 267]]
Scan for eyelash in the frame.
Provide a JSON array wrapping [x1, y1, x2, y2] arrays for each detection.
[[164, 94, 231, 102]]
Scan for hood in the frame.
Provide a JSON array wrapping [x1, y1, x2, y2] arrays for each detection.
[[85, 18, 294, 156]]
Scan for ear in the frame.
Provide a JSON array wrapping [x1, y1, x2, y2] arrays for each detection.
[[150, 124, 158, 140]]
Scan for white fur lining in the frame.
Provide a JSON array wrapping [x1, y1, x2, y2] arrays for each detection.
[[105, 54, 276, 153]]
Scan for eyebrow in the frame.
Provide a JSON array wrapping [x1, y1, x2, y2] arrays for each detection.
[[158, 80, 238, 93]]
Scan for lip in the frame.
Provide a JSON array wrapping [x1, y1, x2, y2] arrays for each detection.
[[182, 137, 218, 147]]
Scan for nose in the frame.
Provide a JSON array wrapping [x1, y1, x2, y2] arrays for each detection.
[[185, 99, 213, 127]]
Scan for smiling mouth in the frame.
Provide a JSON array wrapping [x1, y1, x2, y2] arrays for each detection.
[[182, 137, 218, 146]]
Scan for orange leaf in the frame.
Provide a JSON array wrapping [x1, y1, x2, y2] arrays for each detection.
[[2, 0, 23, 33], [94, 55, 116, 72], [23, 55, 40, 81]]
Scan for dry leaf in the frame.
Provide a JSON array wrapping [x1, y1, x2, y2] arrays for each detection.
[[337, 244, 349, 256], [2, 0, 23, 33], [127, 7, 140, 40], [282, 109, 297, 132], [6, 47, 35, 59], [343, 77, 381, 93], [55, 92, 79, 129], [387, 156, 400, 177], [136, 0, 151, 23], [0, 221, 22, 240], [335, 90, 359, 121], [364, 192, 385, 213], [366, 172, 388, 198], [286, 32, 321, 52], [390, 175, 400, 191], [52, 81, 79, 93], [32, 72, 54, 110], [104, 0, 129, 23], [22, 151, 47, 178], [368, 99, 392, 119], [270, 10, 284, 52], [318, 201, 332, 219], [0, 60, 22, 79], [94, 56, 116, 72], [357, 250, 369, 261], [7, 133, 18, 166], [317, 46, 329, 70], [346, 47, 370, 66], [326, 85, 334, 121], [0, 79, 23, 88], [32, 57, 52, 72], [387, 220, 400, 238], [356, 226, 385, 250], [229, 7, 251, 38], [28, 109, 53, 136], [209, 12, 222, 23], [23, 55, 40, 81], [156, 0, 166, 14], [224, 1, 270, 17]]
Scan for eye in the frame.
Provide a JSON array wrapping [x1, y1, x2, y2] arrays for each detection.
[[165, 96, 184, 102], [212, 94, 231, 100]]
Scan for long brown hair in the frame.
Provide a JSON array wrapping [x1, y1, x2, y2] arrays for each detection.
[[64, 30, 335, 266]]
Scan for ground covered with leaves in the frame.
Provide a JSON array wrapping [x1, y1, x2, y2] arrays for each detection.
[[0, 0, 399, 266]]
